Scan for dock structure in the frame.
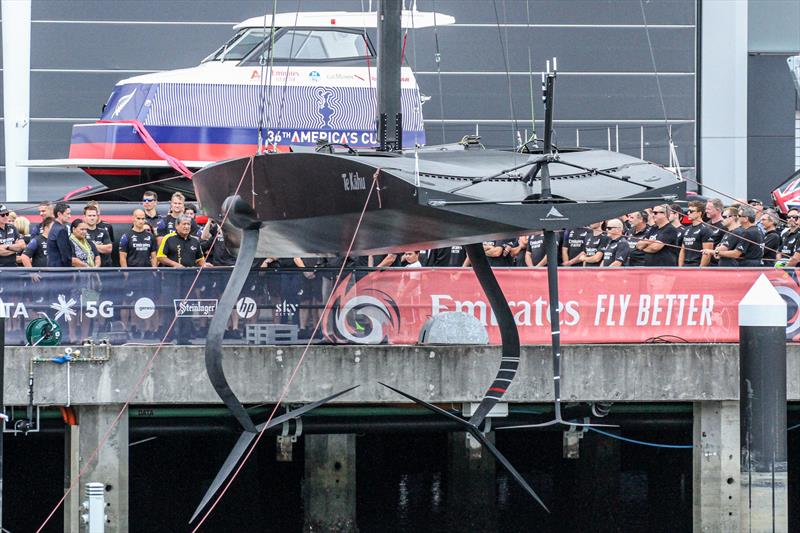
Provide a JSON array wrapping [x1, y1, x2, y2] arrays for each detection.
[[3, 343, 796, 532]]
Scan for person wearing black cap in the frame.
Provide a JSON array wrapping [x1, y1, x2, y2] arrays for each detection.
[[0, 204, 25, 267]]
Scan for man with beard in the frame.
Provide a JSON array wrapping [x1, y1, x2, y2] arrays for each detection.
[[561, 226, 590, 266], [760, 210, 781, 266], [639, 204, 678, 266], [779, 209, 800, 266], [626, 210, 651, 266], [669, 204, 686, 243], [678, 201, 713, 267], [600, 219, 629, 267]]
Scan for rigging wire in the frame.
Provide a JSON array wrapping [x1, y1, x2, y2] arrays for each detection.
[[191, 169, 383, 530], [525, 0, 536, 143], [272, 5, 302, 146], [34, 158, 255, 533], [492, 0, 519, 150], [431, 0, 447, 144], [639, 0, 682, 177], [588, 427, 693, 449], [256, 0, 279, 154]]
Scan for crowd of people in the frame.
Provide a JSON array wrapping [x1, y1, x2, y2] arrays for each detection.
[[399, 198, 784, 269], [0, 194, 788, 271]]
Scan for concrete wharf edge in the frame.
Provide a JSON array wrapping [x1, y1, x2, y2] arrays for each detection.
[[4, 343, 791, 406]]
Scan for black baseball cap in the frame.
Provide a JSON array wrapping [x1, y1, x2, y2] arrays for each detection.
[[748, 198, 763, 206], [0, 205, 9, 215]]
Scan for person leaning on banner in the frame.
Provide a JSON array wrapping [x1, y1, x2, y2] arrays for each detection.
[[47, 202, 73, 267], [0, 204, 26, 268], [636, 204, 678, 266], [600, 219, 629, 267], [157, 215, 208, 268], [119, 209, 158, 267], [69, 219, 101, 268], [21, 216, 52, 268], [760, 209, 781, 266], [678, 200, 713, 267]]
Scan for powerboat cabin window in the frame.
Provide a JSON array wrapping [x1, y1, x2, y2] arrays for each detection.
[[202, 28, 272, 63], [246, 28, 373, 63]]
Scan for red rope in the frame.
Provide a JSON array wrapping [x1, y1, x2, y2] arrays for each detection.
[[97, 119, 194, 179]]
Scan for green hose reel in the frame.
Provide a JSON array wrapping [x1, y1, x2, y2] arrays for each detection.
[[25, 317, 62, 346]]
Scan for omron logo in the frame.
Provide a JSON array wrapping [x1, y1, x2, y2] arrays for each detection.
[[173, 299, 217, 317]]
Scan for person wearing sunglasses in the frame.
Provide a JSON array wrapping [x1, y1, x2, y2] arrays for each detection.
[[778, 209, 800, 266], [142, 190, 162, 230], [600, 219, 630, 267], [732, 205, 764, 267], [705, 206, 744, 267], [678, 201, 714, 267], [0, 204, 25, 268], [638, 204, 679, 266]]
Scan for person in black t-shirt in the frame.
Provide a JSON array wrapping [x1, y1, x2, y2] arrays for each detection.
[[142, 190, 162, 231], [626, 210, 651, 266], [760, 211, 781, 266], [525, 232, 547, 267], [480, 240, 515, 267], [199, 219, 236, 267], [639, 205, 678, 266], [426, 245, 468, 267], [601, 219, 630, 266], [705, 198, 726, 265], [581, 222, 608, 267], [733, 206, 764, 267], [561, 227, 590, 266], [84, 204, 113, 267], [779, 209, 800, 266], [21, 216, 52, 268], [0, 205, 25, 267], [509, 235, 530, 267], [678, 201, 713, 267], [669, 204, 686, 242], [119, 209, 158, 267], [707, 206, 744, 267], [157, 192, 198, 242]]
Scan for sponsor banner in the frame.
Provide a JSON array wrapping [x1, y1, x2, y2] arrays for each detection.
[[321, 268, 800, 345], [0, 267, 797, 345]]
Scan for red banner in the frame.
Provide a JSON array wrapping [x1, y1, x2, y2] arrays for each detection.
[[322, 268, 800, 344]]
